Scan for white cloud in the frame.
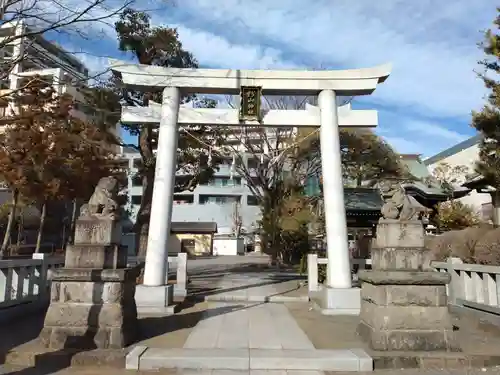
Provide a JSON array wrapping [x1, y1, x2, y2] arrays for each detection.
[[171, 26, 297, 70], [170, 0, 492, 118], [401, 119, 469, 143], [382, 136, 425, 156], [65, 0, 494, 155]]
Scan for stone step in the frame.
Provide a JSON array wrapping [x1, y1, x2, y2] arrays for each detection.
[[133, 348, 372, 372], [204, 295, 309, 303]]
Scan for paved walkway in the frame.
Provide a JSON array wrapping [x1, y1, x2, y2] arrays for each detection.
[[132, 264, 371, 372]]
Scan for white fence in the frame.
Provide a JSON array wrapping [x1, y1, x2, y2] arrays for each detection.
[[307, 254, 372, 292], [0, 256, 64, 310], [307, 253, 500, 318], [431, 259, 500, 314]]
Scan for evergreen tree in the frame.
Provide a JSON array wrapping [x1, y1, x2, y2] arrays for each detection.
[[472, 8, 500, 186], [86, 8, 222, 257]]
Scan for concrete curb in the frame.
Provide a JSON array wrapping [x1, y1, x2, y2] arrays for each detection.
[[137, 347, 373, 371], [125, 345, 148, 370], [204, 294, 309, 303]]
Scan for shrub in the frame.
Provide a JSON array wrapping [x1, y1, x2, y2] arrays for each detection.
[[427, 226, 498, 265], [473, 228, 500, 266], [453, 227, 489, 263], [427, 230, 458, 261], [435, 200, 480, 231]]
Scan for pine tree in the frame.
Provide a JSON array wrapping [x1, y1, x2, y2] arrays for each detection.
[[472, 8, 500, 187], [86, 8, 222, 257]]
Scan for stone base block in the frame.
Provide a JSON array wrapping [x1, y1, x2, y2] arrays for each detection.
[[50, 279, 136, 304], [360, 301, 454, 331], [371, 247, 432, 271], [313, 287, 360, 315], [358, 269, 459, 352], [65, 244, 127, 269], [74, 217, 122, 245], [357, 321, 460, 352], [135, 284, 175, 315], [41, 296, 137, 349], [358, 270, 450, 286], [39, 325, 135, 350], [375, 219, 425, 248], [40, 267, 139, 350], [360, 280, 447, 307]]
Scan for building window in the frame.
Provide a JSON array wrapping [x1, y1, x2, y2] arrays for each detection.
[[247, 195, 259, 206], [180, 239, 195, 254], [0, 78, 10, 89], [247, 157, 259, 169], [131, 195, 142, 205], [133, 158, 142, 169], [173, 195, 194, 204], [207, 177, 242, 187], [131, 175, 142, 187], [199, 195, 241, 205]]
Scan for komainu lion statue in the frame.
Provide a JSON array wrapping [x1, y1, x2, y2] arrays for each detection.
[[79, 176, 120, 220], [379, 181, 431, 221]]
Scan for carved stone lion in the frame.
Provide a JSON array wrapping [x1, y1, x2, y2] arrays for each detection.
[[379, 181, 431, 221], [79, 176, 120, 220]]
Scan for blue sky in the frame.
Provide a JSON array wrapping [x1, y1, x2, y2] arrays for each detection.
[[55, 0, 495, 157]]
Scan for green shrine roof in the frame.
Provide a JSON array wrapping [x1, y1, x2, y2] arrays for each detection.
[[400, 155, 469, 199], [344, 187, 383, 211]]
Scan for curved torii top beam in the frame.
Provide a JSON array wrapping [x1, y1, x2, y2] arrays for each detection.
[[109, 59, 392, 96]]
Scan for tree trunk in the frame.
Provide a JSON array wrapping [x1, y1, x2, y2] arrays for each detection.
[[35, 201, 47, 254], [134, 167, 155, 258], [134, 123, 156, 258], [68, 198, 78, 244], [0, 189, 18, 257], [16, 207, 22, 246]]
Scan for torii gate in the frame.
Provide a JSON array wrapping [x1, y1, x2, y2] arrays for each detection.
[[110, 60, 391, 308]]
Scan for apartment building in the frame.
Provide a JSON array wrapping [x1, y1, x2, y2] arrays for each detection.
[[424, 134, 491, 219], [0, 20, 121, 149], [0, 20, 89, 110], [122, 145, 263, 234]]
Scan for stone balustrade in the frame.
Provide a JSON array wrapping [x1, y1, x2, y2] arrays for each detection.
[[431, 259, 500, 311], [307, 254, 372, 293], [0, 255, 64, 322], [308, 253, 500, 318]]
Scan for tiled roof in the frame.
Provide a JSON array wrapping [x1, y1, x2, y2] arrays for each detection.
[[344, 188, 383, 211]]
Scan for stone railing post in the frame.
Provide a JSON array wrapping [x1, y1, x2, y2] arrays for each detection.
[[32, 253, 49, 296], [175, 252, 187, 298], [446, 257, 461, 306], [308, 253, 318, 293]]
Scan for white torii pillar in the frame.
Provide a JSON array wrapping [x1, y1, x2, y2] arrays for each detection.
[[111, 61, 391, 297], [142, 87, 180, 286]]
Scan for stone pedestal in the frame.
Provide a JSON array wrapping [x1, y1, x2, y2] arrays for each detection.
[[40, 217, 139, 349], [358, 218, 460, 352]]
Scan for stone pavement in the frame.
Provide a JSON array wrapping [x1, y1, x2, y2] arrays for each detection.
[[130, 263, 371, 372], [5, 256, 500, 374]]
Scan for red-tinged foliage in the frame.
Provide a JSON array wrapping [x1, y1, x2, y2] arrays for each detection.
[[0, 76, 116, 203]]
